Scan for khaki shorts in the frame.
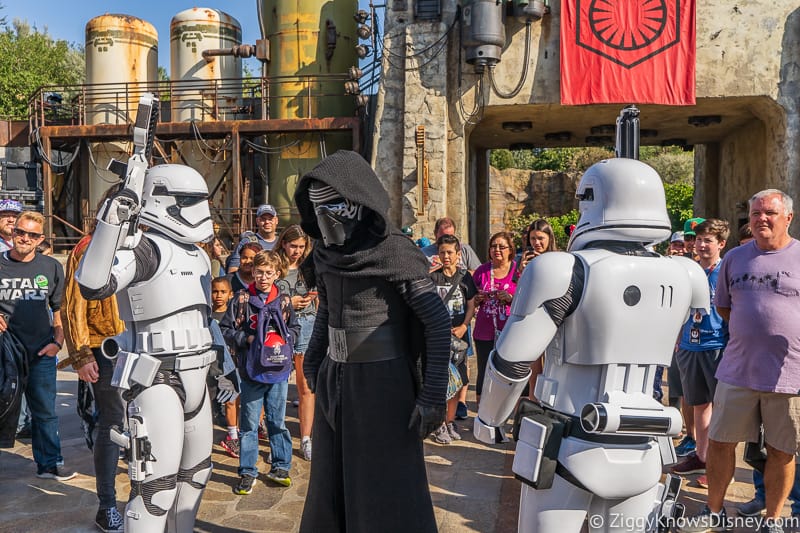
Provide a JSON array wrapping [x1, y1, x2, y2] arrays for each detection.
[[709, 381, 800, 456]]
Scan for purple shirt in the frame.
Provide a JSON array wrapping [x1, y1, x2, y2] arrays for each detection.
[[714, 239, 800, 393]]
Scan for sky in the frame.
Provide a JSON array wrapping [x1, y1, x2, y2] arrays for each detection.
[[3, 1, 368, 71]]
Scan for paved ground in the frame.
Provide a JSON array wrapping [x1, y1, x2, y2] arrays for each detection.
[[0, 360, 790, 532]]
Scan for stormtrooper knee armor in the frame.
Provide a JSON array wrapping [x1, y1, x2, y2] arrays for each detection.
[[77, 158, 217, 533], [474, 158, 711, 533]]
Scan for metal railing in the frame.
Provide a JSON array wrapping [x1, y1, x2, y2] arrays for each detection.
[[28, 73, 359, 130]]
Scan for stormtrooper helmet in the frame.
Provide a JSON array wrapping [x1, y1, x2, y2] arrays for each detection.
[[568, 158, 672, 251], [308, 180, 363, 247], [139, 164, 214, 244]]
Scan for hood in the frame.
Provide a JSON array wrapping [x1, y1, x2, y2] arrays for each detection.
[[295, 150, 390, 240]]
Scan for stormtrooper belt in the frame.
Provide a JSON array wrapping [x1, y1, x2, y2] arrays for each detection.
[[151, 351, 216, 372], [327, 325, 407, 363]]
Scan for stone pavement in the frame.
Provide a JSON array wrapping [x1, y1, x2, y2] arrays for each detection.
[[0, 363, 790, 533]]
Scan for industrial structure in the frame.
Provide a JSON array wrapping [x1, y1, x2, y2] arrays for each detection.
[[1, 2, 373, 248], [1, 1, 799, 254]]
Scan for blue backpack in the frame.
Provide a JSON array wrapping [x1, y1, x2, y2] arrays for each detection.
[[243, 293, 294, 384]]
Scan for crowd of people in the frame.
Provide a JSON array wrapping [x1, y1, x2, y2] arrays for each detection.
[[1, 179, 798, 532]]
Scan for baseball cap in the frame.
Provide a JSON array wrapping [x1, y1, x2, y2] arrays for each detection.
[[256, 204, 277, 218], [670, 231, 684, 243], [683, 217, 705, 236], [0, 199, 23, 214]]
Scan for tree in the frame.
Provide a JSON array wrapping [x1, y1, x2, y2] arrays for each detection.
[[507, 210, 580, 250], [0, 19, 84, 118], [664, 181, 694, 231]]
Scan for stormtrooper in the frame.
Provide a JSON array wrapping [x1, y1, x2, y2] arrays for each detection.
[[474, 158, 710, 533], [76, 94, 232, 532]]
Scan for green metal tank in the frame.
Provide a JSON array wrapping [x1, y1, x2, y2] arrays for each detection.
[[259, 0, 359, 220]]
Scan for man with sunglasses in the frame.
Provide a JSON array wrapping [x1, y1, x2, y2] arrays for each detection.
[[0, 211, 69, 480]]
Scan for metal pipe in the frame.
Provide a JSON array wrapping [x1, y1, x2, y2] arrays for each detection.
[[201, 44, 257, 61]]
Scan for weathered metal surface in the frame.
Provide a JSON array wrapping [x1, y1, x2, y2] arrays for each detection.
[[171, 7, 242, 122], [85, 14, 158, 209], [37, 117, 359, 141], [261, 0, 360, 218], [85, 14, 158, 125], [0, 120, 29, 147]]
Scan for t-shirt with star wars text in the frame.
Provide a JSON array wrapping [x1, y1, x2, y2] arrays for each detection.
[[0, 251, 64, 358]]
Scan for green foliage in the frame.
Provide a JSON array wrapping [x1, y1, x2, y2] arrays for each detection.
[[491, 145, 693, 183], [0, 20, 84, 118], [490, 149, 515, 170], [640, 146, 694, 184], [507, 210, 580, 250], [664, 181, 694, 231], [493, 145, 695, 245]]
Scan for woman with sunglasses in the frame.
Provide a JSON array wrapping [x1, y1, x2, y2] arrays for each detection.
[[472, 231, 517, 407]]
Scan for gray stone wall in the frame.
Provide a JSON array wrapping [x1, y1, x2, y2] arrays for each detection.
[[371, 1, 800, 243]]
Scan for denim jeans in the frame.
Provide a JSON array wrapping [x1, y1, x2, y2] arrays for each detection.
[[26, 355, 62, 472], [753, 467, 800, 514], [238, 378, 292, 476], [16, 394, 30, 431], [93, 350, 125, 510], [294, 314, 316, 355]]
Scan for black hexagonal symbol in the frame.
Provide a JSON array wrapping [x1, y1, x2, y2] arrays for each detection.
[[576, 0, 681, 69]]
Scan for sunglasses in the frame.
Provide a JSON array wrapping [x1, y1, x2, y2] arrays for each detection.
[[13, 228, 43, 240]]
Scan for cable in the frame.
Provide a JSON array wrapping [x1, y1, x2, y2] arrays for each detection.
[[489, 20, 532, 99], [456, 14, 486, 126], [86, 142, 128, 184], [381, 13, 457, 60], [243, 137, 300, 154], [32, 128, 80, 170]]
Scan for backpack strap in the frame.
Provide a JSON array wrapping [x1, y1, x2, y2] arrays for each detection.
[[441, 269, 466, 306]]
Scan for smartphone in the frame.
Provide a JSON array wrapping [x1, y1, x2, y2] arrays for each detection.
[[307, 290, 318, 297]]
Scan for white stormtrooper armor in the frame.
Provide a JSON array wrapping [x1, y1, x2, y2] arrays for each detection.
[[475, 158, 710, 533], [76, 95, 217, 533]]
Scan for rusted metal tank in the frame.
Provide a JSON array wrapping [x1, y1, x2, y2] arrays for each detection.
[[85, 14, 157, 209], [170, 7, 243, 122], [170, 7, 243, 224], [259, 0, 359, 219], [85, 14, 158, 125]]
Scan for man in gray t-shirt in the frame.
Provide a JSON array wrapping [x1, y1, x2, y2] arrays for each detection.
[[420, 217, 481, 272], [680, 189, 800, 532]]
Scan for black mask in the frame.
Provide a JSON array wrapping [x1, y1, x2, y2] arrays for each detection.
[[314, 199, 363, 247]]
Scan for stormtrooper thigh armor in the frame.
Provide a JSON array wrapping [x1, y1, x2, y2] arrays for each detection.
[[123, 363, 213, 532]]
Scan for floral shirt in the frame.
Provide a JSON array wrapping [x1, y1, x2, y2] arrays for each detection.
[[471, 261, 517, 341]]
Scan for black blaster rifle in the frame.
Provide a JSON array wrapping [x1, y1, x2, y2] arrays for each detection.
[[106, 93, 159, 248]]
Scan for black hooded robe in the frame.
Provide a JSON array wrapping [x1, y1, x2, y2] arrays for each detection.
[[295, 151, 451, 533]]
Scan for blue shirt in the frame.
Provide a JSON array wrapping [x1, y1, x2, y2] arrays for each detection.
[[679, 260, 728, 350]]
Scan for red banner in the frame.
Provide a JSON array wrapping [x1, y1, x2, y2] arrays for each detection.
[[560, 0, 696, 105]]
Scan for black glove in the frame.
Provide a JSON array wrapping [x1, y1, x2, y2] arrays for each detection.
[[408, 403, 446, 440]]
